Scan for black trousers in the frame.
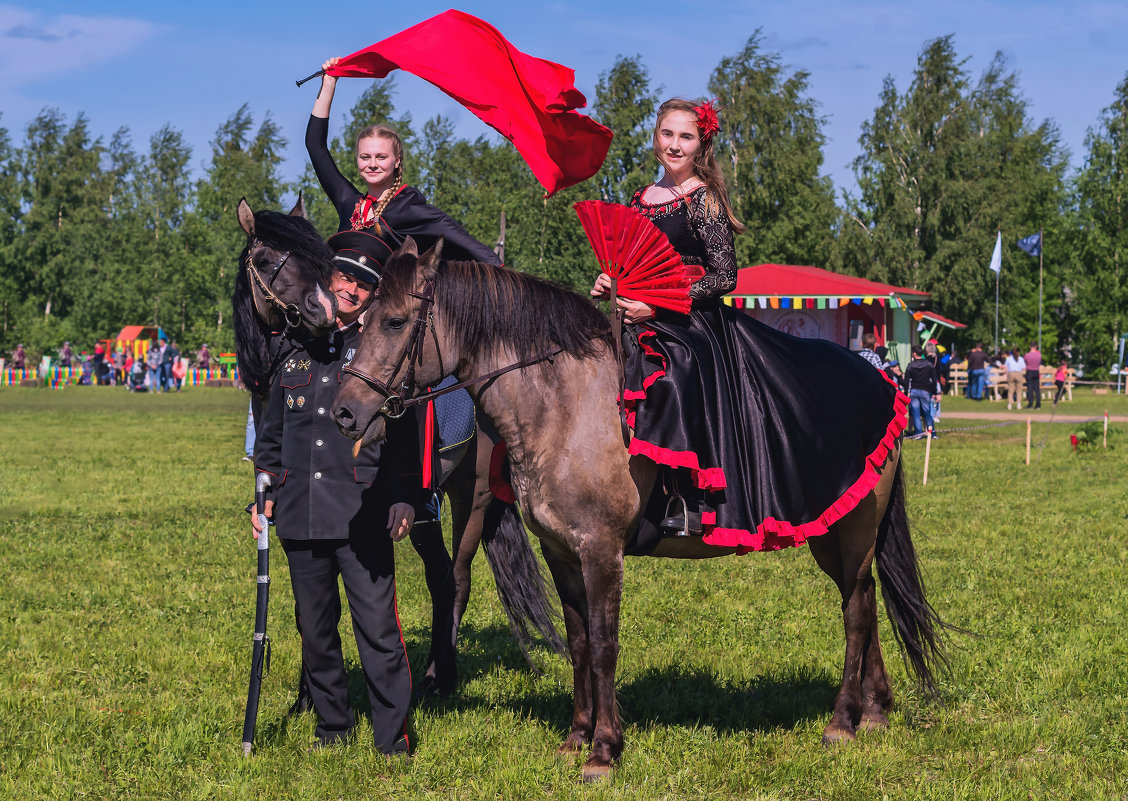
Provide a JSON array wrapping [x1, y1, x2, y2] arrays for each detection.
[[281, 535, 411, 753], [1025, 369, 1041, 408]]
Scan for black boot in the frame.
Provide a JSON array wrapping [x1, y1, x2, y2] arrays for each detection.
[[659, 495, 703, 536]]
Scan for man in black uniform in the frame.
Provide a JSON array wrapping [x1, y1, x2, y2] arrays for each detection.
[[252, 229, 420, 753]]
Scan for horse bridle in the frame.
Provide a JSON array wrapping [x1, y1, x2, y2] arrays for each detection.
[[245, 237, 302, 329], [342, 275, 564, 420], [342, 278, 439, 419]]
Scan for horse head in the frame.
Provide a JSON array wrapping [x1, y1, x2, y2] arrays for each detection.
[[333, 236, 449, 449], [236, 196, 337, 334]]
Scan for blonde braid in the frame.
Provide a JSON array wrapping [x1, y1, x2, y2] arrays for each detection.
[[371, 172, 404, 232]]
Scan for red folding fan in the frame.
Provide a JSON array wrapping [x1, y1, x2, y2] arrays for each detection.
[[574, 200, 705, 314]]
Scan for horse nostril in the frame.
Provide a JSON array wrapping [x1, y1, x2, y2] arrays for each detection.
[[334, 406, 353, 426], [305, 294, 326, 318]]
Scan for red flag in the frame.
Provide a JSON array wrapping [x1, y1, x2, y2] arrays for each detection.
[[326, 10, 612, 197]]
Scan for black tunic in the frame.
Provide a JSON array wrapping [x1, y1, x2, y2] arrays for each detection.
[[623, 186, 908, 553], [253, 323, 420, 539], [305, 115, 501, 265]]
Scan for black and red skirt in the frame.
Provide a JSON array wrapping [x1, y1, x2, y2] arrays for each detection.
[[622, 301, 908, 553]]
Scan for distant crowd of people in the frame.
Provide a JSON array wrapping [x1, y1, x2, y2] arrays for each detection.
[[4, 339, 212, 391], [855, 335, 1071, 437]]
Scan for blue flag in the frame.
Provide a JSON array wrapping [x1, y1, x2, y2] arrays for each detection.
[[1017, 232, 1042, 257]]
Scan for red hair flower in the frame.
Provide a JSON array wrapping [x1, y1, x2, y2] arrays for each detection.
[[693, 99, 720, 142]]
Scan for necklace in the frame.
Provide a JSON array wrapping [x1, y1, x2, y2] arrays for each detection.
[[661, 175, 702, 199]]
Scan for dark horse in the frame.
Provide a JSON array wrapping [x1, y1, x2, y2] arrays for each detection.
[[332, 238, 949, 781], [231, 199, 561, 701]]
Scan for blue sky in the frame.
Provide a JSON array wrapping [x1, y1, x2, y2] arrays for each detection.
[[3, 1, 1127, 198]]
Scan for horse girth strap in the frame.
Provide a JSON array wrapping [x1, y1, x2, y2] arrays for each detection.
[[609, 278, 631, 447]]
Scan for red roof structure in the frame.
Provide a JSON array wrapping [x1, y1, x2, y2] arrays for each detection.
[[113, 325, 167, 342], [914, 310, 966, 330], [733, 264, 929, 301]]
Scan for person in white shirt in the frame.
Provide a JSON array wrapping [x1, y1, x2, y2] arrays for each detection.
[[1004, 349, 1025, 410]]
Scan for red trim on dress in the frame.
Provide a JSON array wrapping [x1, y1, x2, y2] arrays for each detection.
[[701, 372, 909, 553], [621, 329, 667, 432], [626, 337, 910, 552]]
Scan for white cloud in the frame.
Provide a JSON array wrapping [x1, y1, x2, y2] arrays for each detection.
[[0, 4, 165, 87]]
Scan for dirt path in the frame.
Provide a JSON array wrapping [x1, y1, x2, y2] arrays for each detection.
[[939, 410, 1128, 423]]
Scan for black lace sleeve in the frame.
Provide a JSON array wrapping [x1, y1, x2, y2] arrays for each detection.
[[687, 191, 737, 301]]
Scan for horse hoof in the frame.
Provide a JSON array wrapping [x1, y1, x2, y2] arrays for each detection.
[[821, 725, 856, 746], [858, 711, 889, 733], [581, 760, 613, 783]]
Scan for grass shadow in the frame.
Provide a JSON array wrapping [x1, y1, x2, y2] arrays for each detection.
[[616, 666, 838, 734], [405, 622, 838, 739]]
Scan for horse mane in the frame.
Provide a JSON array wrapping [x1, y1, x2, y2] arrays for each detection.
[[232, 209, 334, 398], [232, 259, 272, 398], [250, 210, 334, 276], [379, 253, 612, 364]]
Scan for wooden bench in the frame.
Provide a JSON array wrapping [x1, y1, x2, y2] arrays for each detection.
[[1040, 367, 1075, 402], [949, 367, 966, 397], [952, 365, 1074, 402]]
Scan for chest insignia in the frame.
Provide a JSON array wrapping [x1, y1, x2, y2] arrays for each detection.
[[296, 395, 306, 408], [297, 359, 311, 371], [345, 348, 356, 366], [284, 359, 297, 373], [286, 393, 294, 409]]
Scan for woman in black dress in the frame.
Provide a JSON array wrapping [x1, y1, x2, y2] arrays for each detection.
[[592, 98, 907, 553], [306, 56, 501, 265]]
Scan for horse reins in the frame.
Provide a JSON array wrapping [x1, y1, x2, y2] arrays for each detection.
[[245, 238, 303, 329], [341, 276, 564, 420]]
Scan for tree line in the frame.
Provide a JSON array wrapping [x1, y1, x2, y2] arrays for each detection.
[[2, 34, 1127, 373]]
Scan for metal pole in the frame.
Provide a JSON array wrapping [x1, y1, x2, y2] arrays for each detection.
[[1038, 227, 1044, 353], [296, 69, 325, 88], [995, 226, 1001, 356]]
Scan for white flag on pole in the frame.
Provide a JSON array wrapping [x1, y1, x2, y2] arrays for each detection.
[[989, 231, 1002, 274]]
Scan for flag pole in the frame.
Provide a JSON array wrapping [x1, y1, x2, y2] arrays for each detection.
[[995, 227, 1001, 356], [1037, 227, 1044, 353], [995, 267, 1000, 357]]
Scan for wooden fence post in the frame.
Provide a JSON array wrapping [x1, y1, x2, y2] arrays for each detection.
[[923, 427, 932, 485]]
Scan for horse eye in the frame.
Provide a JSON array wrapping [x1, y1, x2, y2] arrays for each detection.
[[386, 318, 407, 331]]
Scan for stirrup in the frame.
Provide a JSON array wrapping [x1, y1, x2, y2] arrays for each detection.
[[659, 495, 702, 537]]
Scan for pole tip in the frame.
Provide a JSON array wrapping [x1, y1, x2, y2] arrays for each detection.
[[242, 742, 252, 756]]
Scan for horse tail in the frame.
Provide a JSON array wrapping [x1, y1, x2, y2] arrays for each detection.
[[481, 498, 567, 661], [875, 458, 951, 697]]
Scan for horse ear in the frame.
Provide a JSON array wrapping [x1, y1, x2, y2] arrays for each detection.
[[289, 192, 306, 219], [418, 237, 443, 280], [237, 198, 255, 236], [398, 236, 419, 258]]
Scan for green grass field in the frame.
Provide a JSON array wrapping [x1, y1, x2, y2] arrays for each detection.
[[1, 386, 1126, 799]]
